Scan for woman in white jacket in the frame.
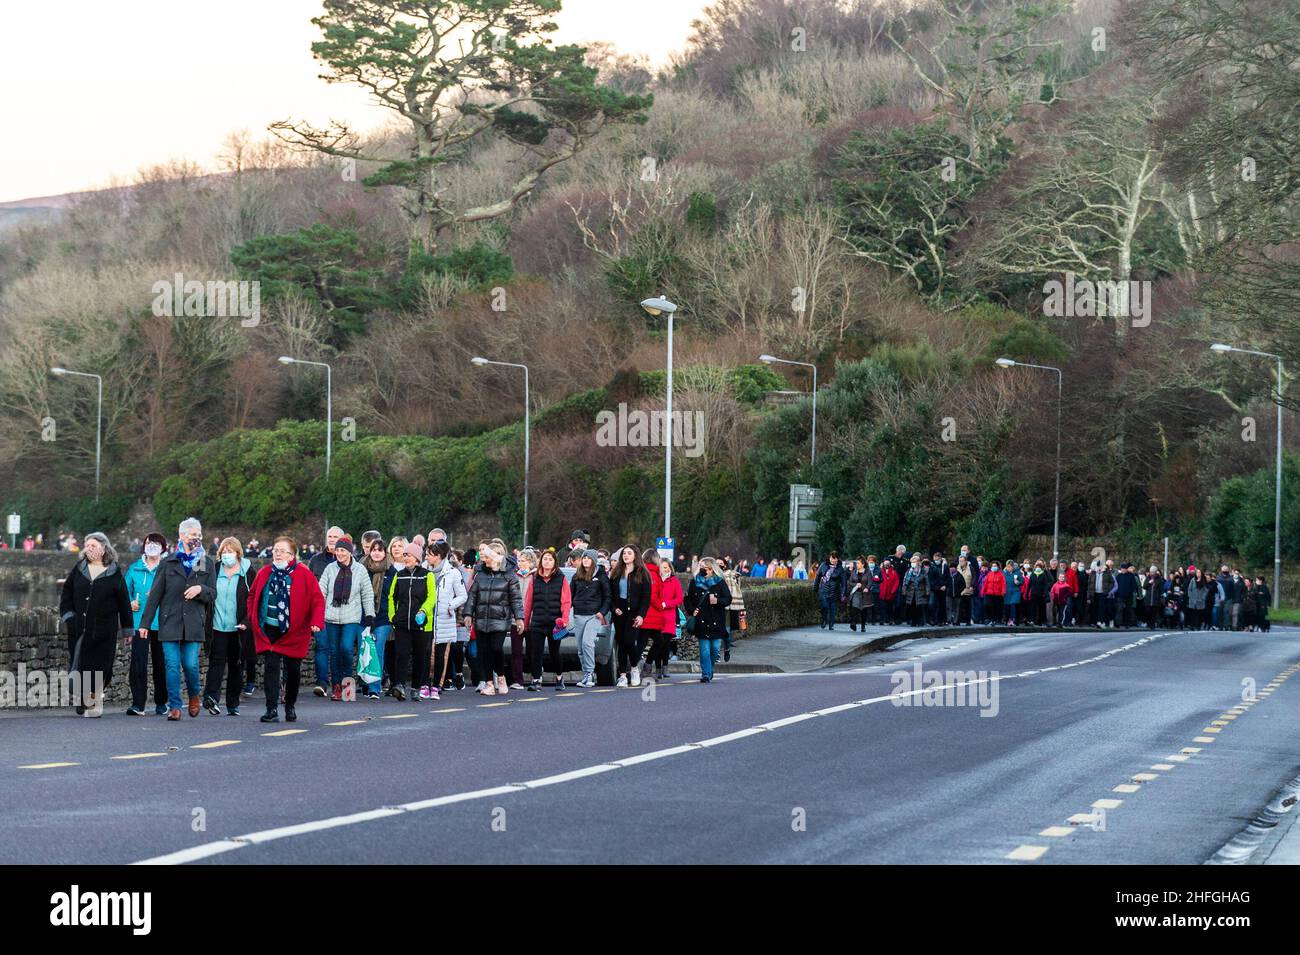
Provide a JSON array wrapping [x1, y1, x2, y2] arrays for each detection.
[[316, 538, 376, 701], [427, 540, 467, 701]]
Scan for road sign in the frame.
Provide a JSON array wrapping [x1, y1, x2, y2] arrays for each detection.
[[6, 514, 18, 535], [655, 536, 675, 561]]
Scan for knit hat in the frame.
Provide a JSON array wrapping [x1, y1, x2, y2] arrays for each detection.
[[335, 538, 355, 556], [570, 529, 590, 544], [584, 548, 600, 562], [404, 541, 423, 561]]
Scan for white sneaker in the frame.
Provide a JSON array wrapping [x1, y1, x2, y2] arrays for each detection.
[[630, 666, 642, 687], [577, 674, 595, 688], [476, 681, 487, 694], [616, 675, 628, 688]]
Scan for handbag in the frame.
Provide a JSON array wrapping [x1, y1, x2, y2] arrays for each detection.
[[357, 631, 381, 684], [552, 625, 570, 641]]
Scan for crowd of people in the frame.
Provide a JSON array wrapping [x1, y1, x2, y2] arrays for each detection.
[[56, 522, 739, 721], [809, 546, 1273, 633]]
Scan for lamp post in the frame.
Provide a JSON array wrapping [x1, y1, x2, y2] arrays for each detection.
[[760, 354, 817, 465], [472, 356, 530, 547], [641, 296, 679, 538], [996, 357, 1063, 560], [278, 357, 332, 476], [50, 367, 102, 500], [1210, 342, 1285, 609]]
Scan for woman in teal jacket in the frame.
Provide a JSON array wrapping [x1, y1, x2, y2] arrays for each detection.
[[124, 532, 168, 715], [1002, 560, 1024, 627]]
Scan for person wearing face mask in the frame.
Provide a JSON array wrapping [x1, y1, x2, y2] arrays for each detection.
[[139, 518, 216, 721], [59, 532, 133, 717], [901, 555, 930, 627], [202, 537, 255, 716], [878, 556, 900, 624], [812, 551, 846, 631], [247, 536, 324, 722], [1002, 559, 1024, 626], [1025, 560, 1051, 626], [687, 557, 732, 683], [316, 537, 376, 701], [980, 561, 1006, 625], [124, 532, 169, 715], [952, 556, 974, 625], [720, 558, 746, 658], [861, 555, 882, 625]]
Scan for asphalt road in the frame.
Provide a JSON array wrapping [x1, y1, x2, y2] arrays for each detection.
[[3, 626, 1298, 865]]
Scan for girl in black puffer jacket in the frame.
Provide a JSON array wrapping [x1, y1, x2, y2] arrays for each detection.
[[464, 541, 524, 696]]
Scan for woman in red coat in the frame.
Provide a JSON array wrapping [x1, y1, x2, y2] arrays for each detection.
[[246, 536, 325, 723], [642, 553, 683, 681], [879, 560, 901, 624], [980, 560, 1007, 625]]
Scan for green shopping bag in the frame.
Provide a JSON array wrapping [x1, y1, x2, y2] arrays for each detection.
[[357, 630, 381, 685]]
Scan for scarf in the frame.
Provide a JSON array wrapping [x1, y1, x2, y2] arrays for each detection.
[[362, 554, 392, 600], [695, 573, 722, 588], [265, 561, 294, 632], [332, 561, 353, 607], [178, 544, 204, 577]]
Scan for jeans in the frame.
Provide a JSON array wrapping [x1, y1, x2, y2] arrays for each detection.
[[571, 613, 601, 675], [819, 595, 838, 628], [321, 622, 361, 688], [161, 640, 201, 711], [203, 630, 243, 709], [699, 638, 722, 680], [367, 624, 391, 693]]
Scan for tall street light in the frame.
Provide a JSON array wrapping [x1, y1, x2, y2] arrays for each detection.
[[278, 356, 332, 477], [640, 296, 679, 538], [1211, 342, 1285, 609], [50, 367, 102, 500], [472, 356, 530, 547], [760, 354, 817, 465], [996, 357, 1063, 560]]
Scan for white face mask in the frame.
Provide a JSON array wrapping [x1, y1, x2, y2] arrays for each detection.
[[144, 543, 162, 557], [272, 559, 290, 571]]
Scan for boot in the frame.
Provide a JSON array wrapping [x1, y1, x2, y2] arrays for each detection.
[[187, 695, 201, 718]]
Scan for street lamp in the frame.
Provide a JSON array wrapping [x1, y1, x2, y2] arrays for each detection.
[[471, 356, 530, 547], [760, 354, 818, 465], [278, 356, 332, 476], [50, 366, 102, 500], [996, 357, 1063, 560], [1210, 342, 1285, 609], [641, 296, 678, 538]]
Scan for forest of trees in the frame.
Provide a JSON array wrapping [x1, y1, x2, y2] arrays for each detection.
[[0, 0, 1296, 560]]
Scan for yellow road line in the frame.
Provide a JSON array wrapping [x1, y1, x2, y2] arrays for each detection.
[[380, 713, 419, 719], [478, 702, 510, 708], [111, 752, 168, 760], [18, 762, 79, 769], [262, 729, 307, 737], [325, 720, 368, 726], [430, 708, 465, 713], [1007, 845, 1048, 861], [191, 740, 241, 749]]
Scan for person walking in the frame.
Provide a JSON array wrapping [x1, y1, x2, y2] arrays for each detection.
[[686, 557, 732, 683], [139, 518, 215, 721], [385, 541, 436, 701], [361, 537, 397, 699], [247, 536, 324, 723], [464, 541, 524, 696], [879, 557, 900, 624], [523, 549, 571, 691], [316, 537, 375, 701], [59, 532, 133, 717], [569, 549, 610, 687], [124, 532, 168, 715], [307, 526, 345, 579], [720, 558, 746, 662], [202, 537, 254, 716], [647, 556, 683, 680], [812, 552, 846, 630], [609, 545, 653, 687], [428, 540, 468, 698]]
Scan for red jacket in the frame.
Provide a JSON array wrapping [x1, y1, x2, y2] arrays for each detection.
[[247, 560, 325, 660], [980, 571, 1006, 597], [879, 564, 900, 600], [1051, 581, 1072, 606], [646, 574, 684, 633], [1065, 565, 1080, 596]]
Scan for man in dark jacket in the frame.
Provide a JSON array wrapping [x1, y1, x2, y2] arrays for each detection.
[[307, 526, 345, 579], [927, 553, 949, 625], [813, 552, 846, 630]]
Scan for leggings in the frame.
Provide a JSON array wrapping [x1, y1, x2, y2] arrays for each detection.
[[261, 652, 301, 709], [203, 630, 243, 709], [526, 628, 563, 680], [392, 629, 432, 689], [613, 611, 646, 673], [477, 630, 508, 681], [984, 596, 1003, 625], [431, 640, 456, 689], [644, 630, 672, 670]]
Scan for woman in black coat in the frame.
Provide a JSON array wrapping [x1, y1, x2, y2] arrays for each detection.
[[686, 557, 732, 683], [608, 544, 652, 687], [58, 532, 133, 716]]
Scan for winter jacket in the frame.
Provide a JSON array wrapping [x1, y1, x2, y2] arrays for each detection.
[[879, 564, 900, 601], [306, 550, 336, 580], [686, 574, 732, 639], [465, 564, 524, 635], [372, 565, 400, 627], [901, 566, 930, 605], [1050, 581, 1072, 607], [927, 561, 949, 595], [980, 571, 1007, 597], [1115, 571, 1138, 601], [387, 565, 436, 632], [139, 548, 216, 643], [610, 567, 652, 623], [247, 560, 325, 660], [59, 559, 133, 677], [124, 556, 164, 630], [813, 561, 846, 603], [954, 564, 975, 597], [657, 574, 684, 634], [524, 569, 571, 634], [1065, 565, 1081, 596], [211, 559, 255, 632], [1026, 569, 1052, 602], [318, 560, 377, 627], [1003, 568, 1024, 604], [432, 560, 468, 644], [570, 572, 611, 618], [1186, 578, 1209, 610]]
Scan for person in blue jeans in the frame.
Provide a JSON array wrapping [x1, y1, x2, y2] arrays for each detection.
[[139, 517, 214, 720], [315, 538, 375, 700], [687, 558, 732, 683]]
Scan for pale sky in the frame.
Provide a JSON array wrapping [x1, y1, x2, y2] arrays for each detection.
[[0, 0, 708, 203]]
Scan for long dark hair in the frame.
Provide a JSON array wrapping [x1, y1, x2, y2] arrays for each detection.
[[609, 544, 648, 585]]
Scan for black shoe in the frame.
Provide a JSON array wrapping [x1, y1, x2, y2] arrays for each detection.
[[723, 648, 731, 662], [204, 696, 221, 716], [527, 680, 540, 692], [453, 674, 465, 690], [260, 709, 279, 723], [555, 677, 566, 691], [75, 705, 85, 715], [393, 685, 407, 702], [126, 706, 145, 716], [285, 705, 297, 722]]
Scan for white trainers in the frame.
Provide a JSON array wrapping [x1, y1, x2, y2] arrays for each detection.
[[576, 674, 595, 688], [630, 666, 642, 687], [476, 681, 488, 694], [616, 675, 628, 688]]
